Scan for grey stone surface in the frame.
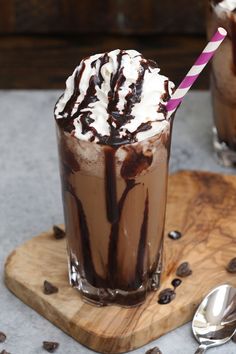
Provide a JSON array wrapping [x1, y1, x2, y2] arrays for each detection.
[[0, 90, 235, 354]]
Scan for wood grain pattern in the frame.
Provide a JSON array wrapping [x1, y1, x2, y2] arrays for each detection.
[[0, 0, 206, 34], [0, 34, 208, 89], [0, 0, 209, 89], [5, 170, 236, 353]]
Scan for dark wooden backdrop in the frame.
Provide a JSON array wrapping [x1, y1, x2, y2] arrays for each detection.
[[0, 0, 209, 89]]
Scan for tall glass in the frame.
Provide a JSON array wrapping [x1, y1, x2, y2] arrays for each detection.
[[207, 1, 236, 166], [55, 118, 172, 307]]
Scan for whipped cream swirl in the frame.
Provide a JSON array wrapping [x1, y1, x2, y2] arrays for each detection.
[[55, 49, 174, 145]]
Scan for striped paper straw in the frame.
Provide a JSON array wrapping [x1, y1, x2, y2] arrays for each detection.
[[166, 27, 227, 119]]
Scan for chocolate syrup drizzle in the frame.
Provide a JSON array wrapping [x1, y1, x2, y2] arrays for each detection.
[[61, 62, 86, 118], [212, 0, 223, 4], [61, 143, 152, 291], [56, 50, 169, 146], [121, 146, 153, 179], [212, 0, 236, 6], [105, 147, 152, 290], [63, 182, 104, 286], [134, 191, 149, 288], [104, 147, 119, 224], [230, 14, 236, 75], [107, 177, 137, 288], [72, 193, 98, 285]]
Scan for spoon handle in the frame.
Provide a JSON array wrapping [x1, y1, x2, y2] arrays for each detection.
[[194, 344, 207, 354]]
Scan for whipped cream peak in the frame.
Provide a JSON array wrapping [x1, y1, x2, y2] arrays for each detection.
[[215, 0, 236, 11], [55, 49, 174, 146]]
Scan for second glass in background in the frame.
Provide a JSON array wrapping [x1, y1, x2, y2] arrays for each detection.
[[207, 0, 236, 167]]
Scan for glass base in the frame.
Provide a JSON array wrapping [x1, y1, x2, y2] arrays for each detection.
[[213, 127, 236, 167], [68, 252, 162, 307]]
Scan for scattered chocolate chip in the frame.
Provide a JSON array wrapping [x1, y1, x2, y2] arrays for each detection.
[[232, 332, 236, 343], [43, 280, 59, 295], [0, 350, 11, 354], [168, 230, 182, 240], [43, 341, 59, 353], [53, 225, 65, 239], [226, 258, 236, 273], [176, 262, 192, 277], [145, 347, 162, 354], [158, 288, 176, 305], [0, 332, 6, 343], [171, 278, 182, 288]]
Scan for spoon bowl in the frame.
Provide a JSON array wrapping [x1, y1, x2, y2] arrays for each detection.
[[192, 284, 236, 353]]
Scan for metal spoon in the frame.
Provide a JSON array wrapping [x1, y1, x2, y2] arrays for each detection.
[[192, 284, 236, 353]]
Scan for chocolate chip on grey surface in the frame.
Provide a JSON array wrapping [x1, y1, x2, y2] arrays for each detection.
[[168, 230, 182, 240], [43, 280, 59, 295], [226, 257, 236, 273], [0, 332, 6, 343], [0, 350, 11, 354], [176, 262, 192, 277], [158, 288, 176, 305], [145, 347, 162, 354], [43, 341, 59, 353], [53, 225, 65, 239]]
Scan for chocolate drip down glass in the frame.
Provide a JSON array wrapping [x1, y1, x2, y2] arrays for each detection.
[[56, 120, 172, 306], [208, 1, 236, 166]]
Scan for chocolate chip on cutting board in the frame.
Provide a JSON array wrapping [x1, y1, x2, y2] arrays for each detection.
[[171, 278, 182, 289], [176, 262, 192, 277], [226, 257, 236, 273], [168, 230, 182, 240], [53, 225, 65, 239], [158, 288, 176, 305], [43, 280, 59, 295]]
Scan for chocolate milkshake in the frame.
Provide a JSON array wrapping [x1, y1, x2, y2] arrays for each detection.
[[208, 0, 236, 166], [54, 49, 175, 306]]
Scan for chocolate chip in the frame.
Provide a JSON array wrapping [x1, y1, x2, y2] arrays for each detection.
[[43, 281, 59, 295], [158, 288, 176, 305], [53, 225, 65, 239], [226, 258, 236, 273], [168, 230, 182, 240], [43, 341, 59, 353], [171, 278, 182, 288], [176, 262, 192, 277], [0, 350, 11, 354], [0, 332, 6, 343], [145, 347, 162, 354]]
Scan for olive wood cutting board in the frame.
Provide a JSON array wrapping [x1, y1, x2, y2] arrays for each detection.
[[4, 171, 236, 353]]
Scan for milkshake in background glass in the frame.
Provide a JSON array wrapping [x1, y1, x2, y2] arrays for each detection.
[[208, 0, 236, 166], [54, 49, 175, 306]]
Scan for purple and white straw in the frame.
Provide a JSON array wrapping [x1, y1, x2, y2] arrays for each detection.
[[166, 27, 227, 119]]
